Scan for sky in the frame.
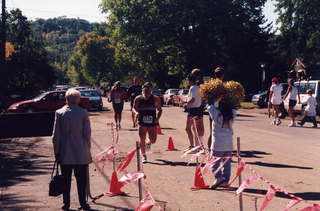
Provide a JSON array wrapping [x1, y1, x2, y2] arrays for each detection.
[[4, 0, 278, 26]]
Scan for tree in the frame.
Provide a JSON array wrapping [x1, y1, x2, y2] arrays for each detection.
[[1, 9, 56, 107], [67, 32, 117, 86], [101, 0, 271, 91], [275, 0, 320, 76]]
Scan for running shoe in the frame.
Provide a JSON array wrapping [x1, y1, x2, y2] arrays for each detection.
[[288, 122, 296, 127], [276, 119, 281, 126], [183, 145, 194, 152], [142, 154, 147, 163]]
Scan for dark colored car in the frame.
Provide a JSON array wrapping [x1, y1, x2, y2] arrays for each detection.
[[151, 89, 164, 106], [251, 83, 288, 108], [7, 91, 91, 113], [80, 89, 103, 111]]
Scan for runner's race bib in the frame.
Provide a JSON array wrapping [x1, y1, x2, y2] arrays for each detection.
[[142, 115, 153, 124], [114, 98, 121, 103]]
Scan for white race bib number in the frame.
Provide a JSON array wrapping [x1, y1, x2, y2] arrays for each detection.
[[142, 116, 153, 124]]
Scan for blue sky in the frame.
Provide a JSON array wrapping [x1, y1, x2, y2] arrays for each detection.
[[5, 0, 277, 26]]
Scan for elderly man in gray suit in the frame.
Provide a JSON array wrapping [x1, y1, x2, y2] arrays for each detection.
[[52, 88, 92, 211]]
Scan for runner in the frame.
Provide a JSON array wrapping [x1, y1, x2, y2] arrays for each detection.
[[185, 74, 205, 152], [268, 77, 283, 126], [133, 82, 162, 163], [283, 79, 301, 127], [109, 81, 127, 129], [128, 77, 142, 127]]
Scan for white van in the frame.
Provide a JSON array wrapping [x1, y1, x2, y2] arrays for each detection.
[[284, 80, 320, 114]]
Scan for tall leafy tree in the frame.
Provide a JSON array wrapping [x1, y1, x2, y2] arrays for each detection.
[[275, 0, 320, 76], [1, 9, 55, 107], [101, 0, 270, 91], [67, 32, 116, 86]]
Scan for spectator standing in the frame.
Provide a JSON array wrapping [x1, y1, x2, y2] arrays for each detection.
[[185, 74, 205, 152], [207, 98, 236, 189], [268, 77, 283, 125], [208, 67, 225, 151], [283, 79, 301, 127], [109, 81, 127, 129], [52, 88, 92, 211], [298, 89, 318, 128]]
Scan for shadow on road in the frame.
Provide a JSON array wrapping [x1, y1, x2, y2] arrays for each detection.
[[234, 150, 272, 158], [149, 159, 197, 167], [0, 137, 53, 209], [246, 161, 313, 170]]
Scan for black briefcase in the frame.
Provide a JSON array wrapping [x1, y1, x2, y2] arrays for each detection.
[[49, 160, 65, 197]]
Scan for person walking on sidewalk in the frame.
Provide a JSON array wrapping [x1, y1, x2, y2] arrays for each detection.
[[283, 79, 301, 127], [298, 89, 318, 128], [109, 81, 127, 129], [269, 77, 283, 125], [133, 82, 162, 163], [207, 98, 236, 189], [185, 73, 205, 152], [52, 88, 92, 211]]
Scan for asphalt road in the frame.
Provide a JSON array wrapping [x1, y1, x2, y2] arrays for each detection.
[[1, 98, 319, 211]]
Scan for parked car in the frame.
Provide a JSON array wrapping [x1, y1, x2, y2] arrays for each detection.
[[251, 83, 288, 108], [80, 89, 103, 111], [163, 89, 180, 105], [7, 90, 91, 113], [172, 89, 188, 106], [151, 89, 164, 106], [283, 80, 320, 114]]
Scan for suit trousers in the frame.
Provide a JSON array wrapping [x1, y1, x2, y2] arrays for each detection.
[[60, 164, 88, 207]]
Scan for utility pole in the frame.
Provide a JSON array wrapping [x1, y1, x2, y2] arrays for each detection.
[[1, 0, 6, 65]]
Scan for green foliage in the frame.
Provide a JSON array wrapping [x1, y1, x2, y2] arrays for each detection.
[[67, 32, 117, 86], [1, 9, 56, 108], [275, 0, 320, 75], [30, 17, 108, 83], [101, 0, 271, 90]]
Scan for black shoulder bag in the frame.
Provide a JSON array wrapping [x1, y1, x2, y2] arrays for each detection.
[[49, 160, 65, 197]]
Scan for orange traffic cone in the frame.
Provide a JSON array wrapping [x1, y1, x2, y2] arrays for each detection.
[[156, 125, 164, 135], [166, 137, 178, 151], [191, 166, 209, 190], [107, 171, 125, 195]]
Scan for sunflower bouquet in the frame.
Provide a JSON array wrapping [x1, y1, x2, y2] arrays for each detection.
[[200, 79, 245, 107], [223, 80, 245, 106], [199, 78, 226, 103]]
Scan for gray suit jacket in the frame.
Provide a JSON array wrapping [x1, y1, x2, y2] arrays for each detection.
[[52, 104, 92, 164]]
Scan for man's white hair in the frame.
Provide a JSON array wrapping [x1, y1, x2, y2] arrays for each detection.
[[65, 88, 81, 105]]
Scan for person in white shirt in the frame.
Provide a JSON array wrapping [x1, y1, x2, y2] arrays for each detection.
[[283, 79, 301, 127], [185, 73, 205, 151], [268, 77, 283, 125], [298, 89, 318, 128]]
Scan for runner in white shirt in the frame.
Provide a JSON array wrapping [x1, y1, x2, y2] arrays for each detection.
[[268, 77, 283, 125], [283, 79, 301, 127]]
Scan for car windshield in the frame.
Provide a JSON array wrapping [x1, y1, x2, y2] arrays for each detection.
[[152, 90, 164, 95], [170, 89, 179, 95], [80, 90, 99, 97], [295, 82, 316, 94], [33, 92, 47, 101], [182, 90, 188, 94]]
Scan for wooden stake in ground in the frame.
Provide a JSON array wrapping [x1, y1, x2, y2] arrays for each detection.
[[136, 141, 143, 201], [237, 137, 244, 211]]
